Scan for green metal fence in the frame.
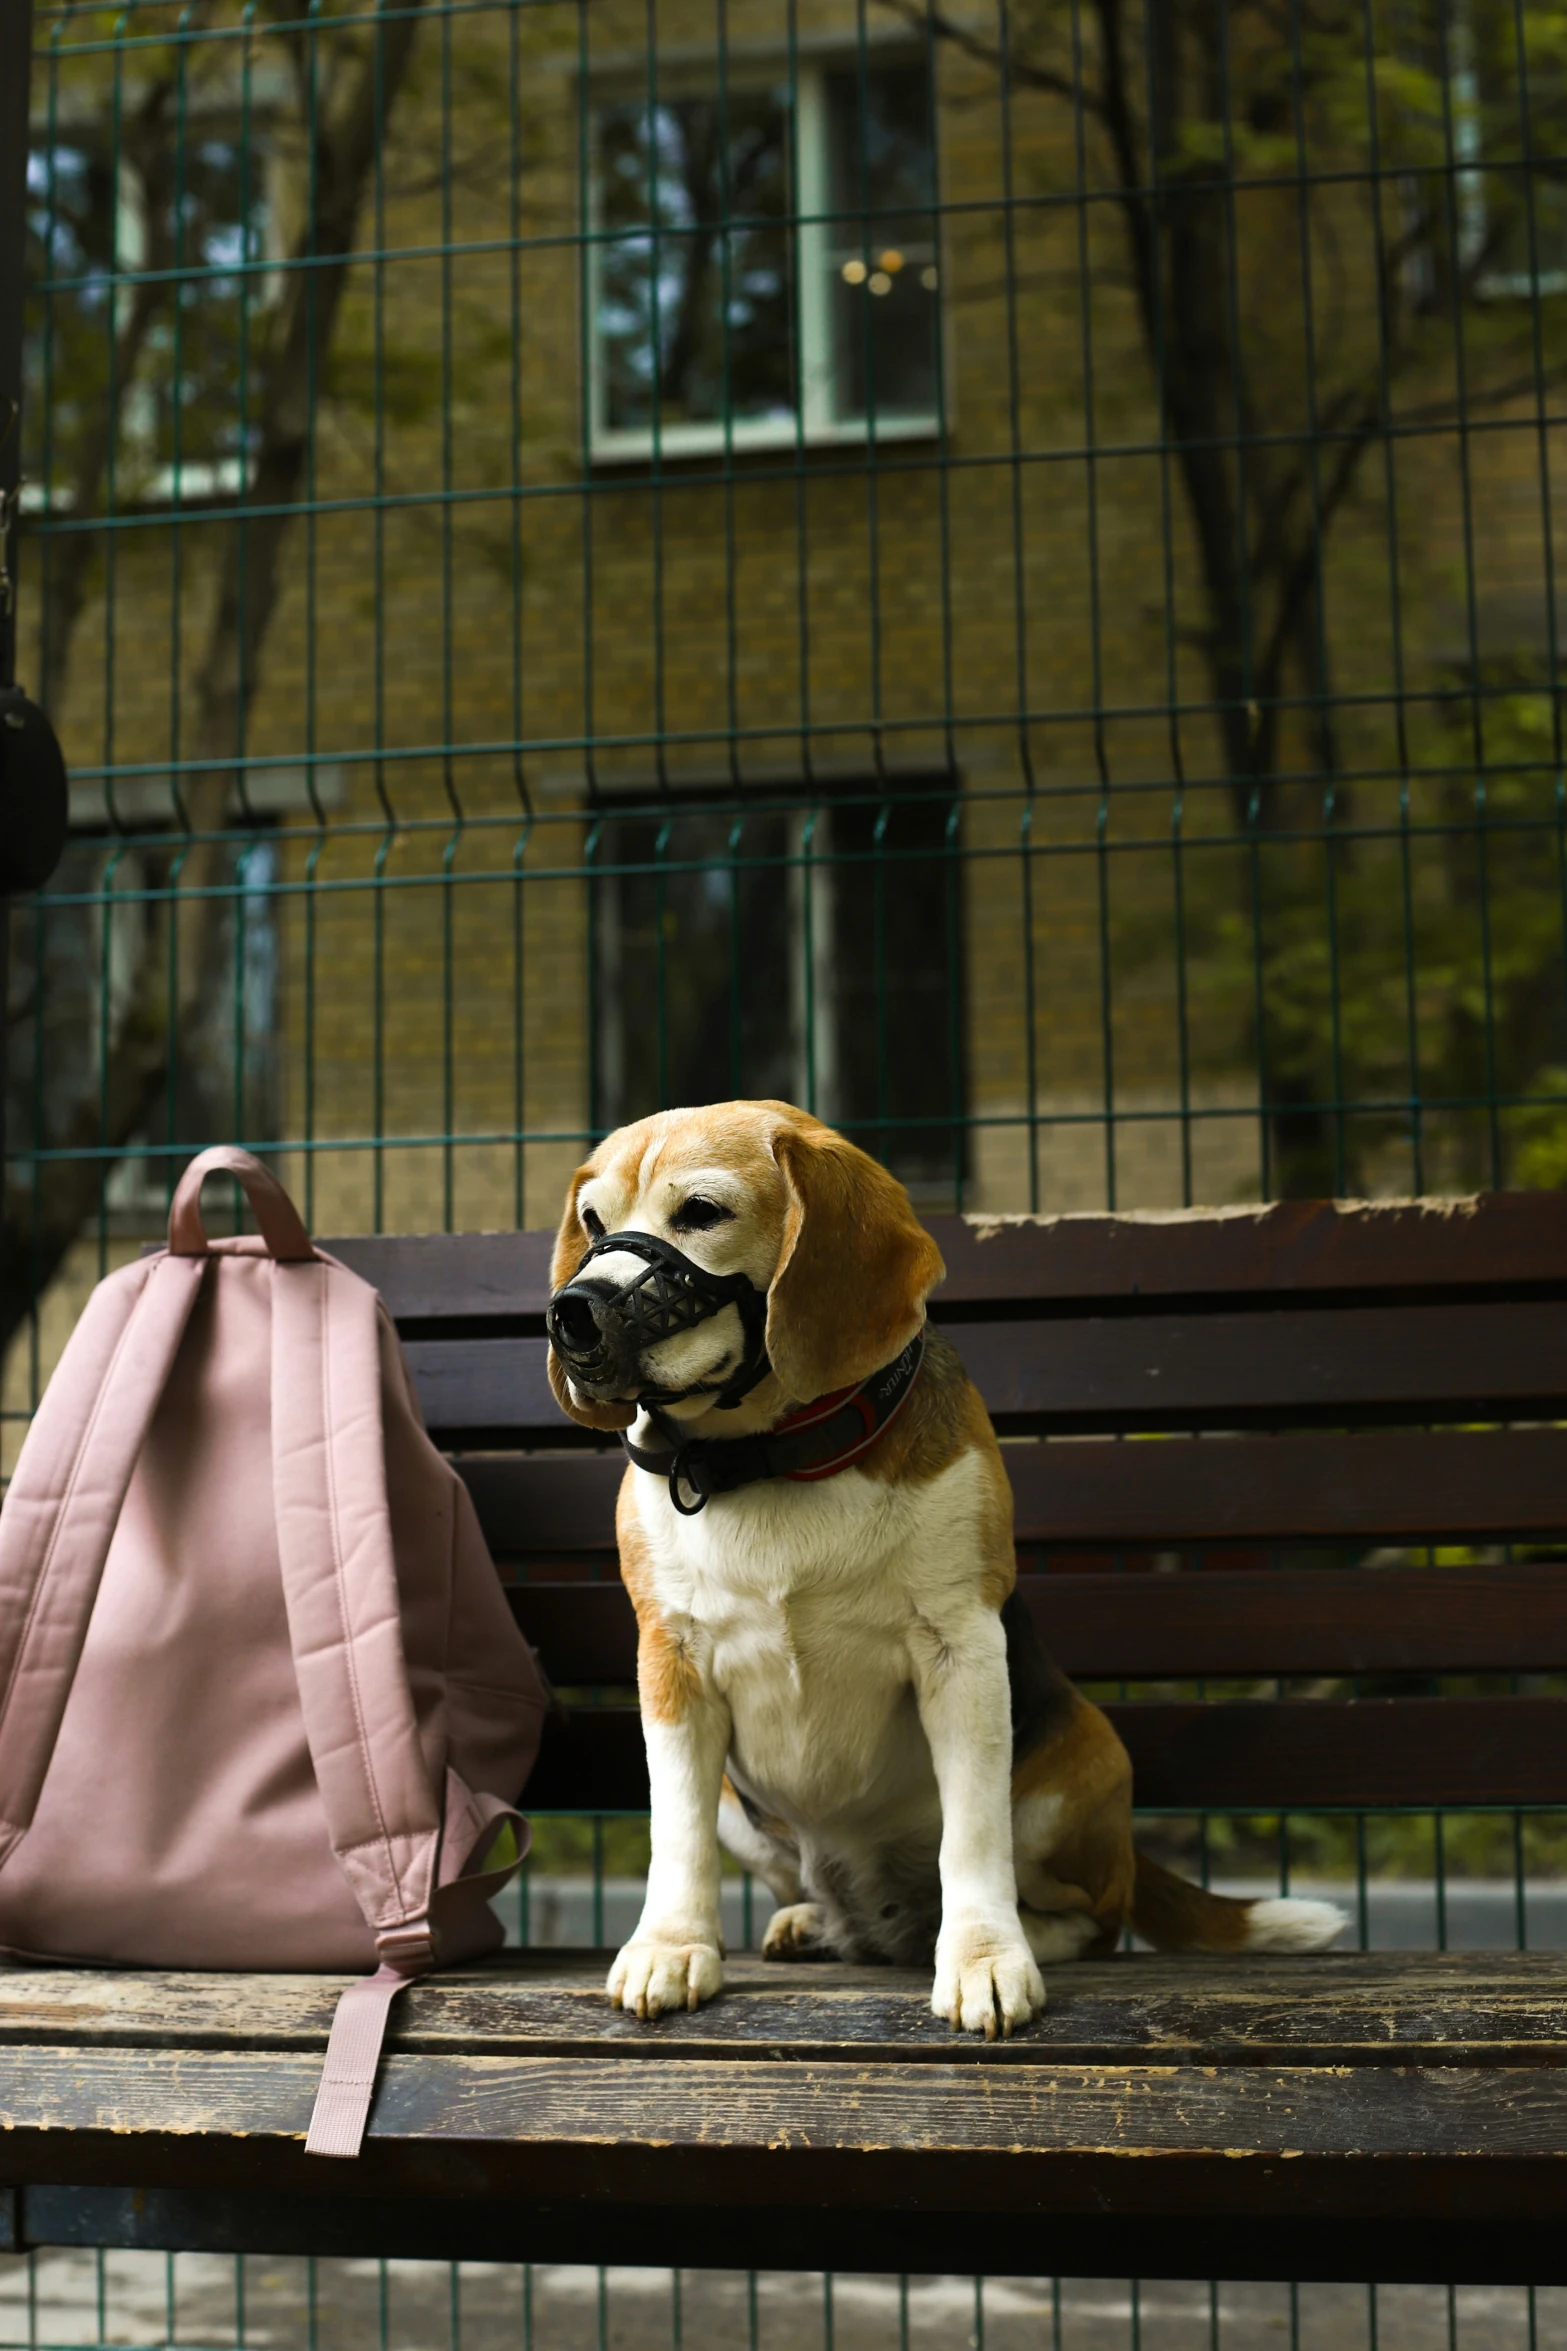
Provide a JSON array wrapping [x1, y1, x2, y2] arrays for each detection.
[[6, 0, 1567, 2337], [3, 2251, 1560, 2350]]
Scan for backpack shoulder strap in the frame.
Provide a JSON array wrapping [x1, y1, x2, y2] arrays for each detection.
[[270, 1254, 443, 1953], [269, 1253, 451, 2161], [0, 1253, 207, 1864]]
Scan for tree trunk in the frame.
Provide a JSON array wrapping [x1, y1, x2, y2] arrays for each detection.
[[1096, 0, 1347, 1193], [33, 57, 200, 722]]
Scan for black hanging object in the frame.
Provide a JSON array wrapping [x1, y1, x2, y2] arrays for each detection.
[[0, 687, 69, 895]]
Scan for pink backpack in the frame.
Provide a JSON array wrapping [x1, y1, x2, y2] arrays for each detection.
[[0, 1146, 546, 2156]]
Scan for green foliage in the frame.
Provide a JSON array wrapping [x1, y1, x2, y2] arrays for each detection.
[[323, 327, 445, 428], [1148, 1806, 1567, 1887], [524, 1815, 654, 1879]]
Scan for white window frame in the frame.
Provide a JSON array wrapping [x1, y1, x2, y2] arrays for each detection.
[[25, 115, 283, 512], [587, 56, 942, 463], [1450, 5, 1567, 301]]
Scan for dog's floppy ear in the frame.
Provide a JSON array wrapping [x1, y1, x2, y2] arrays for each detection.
[[765, 1123, 945, 1402], [547, 1163, 636, 1433]]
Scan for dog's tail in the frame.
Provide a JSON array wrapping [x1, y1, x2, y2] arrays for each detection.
[[1130, 1850, 1346, 1954]]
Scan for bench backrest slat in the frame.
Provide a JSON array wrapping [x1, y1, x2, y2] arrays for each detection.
[[1001, 1427, 1567, 1545], [324, 1196, 1567, 1321], [509, 1566, 1567, 1684], [463, 1427, 1567, 1558], [917, 1196, 1567, 1303], [410, 1304, 1567, 1447], [523, 1695, 1567, 1812]]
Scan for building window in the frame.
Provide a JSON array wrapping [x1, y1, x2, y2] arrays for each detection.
[[1457, 5, 1567, 299], [1397, 2, 1567, 309], [591, 54, 941, 460], [7, 829, 281, 1231], [589, 780, 965, 1200], [25, 129, 272, 507]]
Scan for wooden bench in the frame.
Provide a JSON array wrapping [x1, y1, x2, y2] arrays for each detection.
[[6, 1194, 1567, 2287]]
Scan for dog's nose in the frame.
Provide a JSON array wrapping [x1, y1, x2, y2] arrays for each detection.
[[548, 1288, 605, 1360]]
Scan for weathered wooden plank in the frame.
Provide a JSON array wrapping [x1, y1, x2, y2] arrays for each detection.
[[0, 2041, 1559, 2167], [414, 1305, 1567, 1444], [4, 1956, 1565, 2070], [506, 1565, 1567, 1685], [921, 1195, 1567, 1308], [521, 1696, 1567, 1812], [7, 2048, 1567, 2225]]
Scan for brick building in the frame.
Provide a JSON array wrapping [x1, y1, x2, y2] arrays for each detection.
[[14, 0, 1562, 1298]]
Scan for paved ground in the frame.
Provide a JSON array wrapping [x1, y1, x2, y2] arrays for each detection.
[[2, 2252, 1563, 2351]]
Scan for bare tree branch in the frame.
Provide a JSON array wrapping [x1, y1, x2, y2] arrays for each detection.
[[35, 31, 218, 720], [874, 0, 1095, 110]]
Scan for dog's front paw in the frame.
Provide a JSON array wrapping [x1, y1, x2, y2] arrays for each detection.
[[607, 1936, 723, 2019], [932, 1925, 1046, 2039], [762, 1902, 829, 1961]]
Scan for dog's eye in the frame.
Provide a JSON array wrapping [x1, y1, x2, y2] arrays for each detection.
[[673, 1197, 734, 1232], [581, 1204, 605, 1240]]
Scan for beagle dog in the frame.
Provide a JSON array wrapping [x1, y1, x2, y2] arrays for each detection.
[[546, 1102, 1344, 2036]]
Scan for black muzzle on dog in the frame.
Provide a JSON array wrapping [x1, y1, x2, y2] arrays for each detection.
[[546, 1230, 771, 1410]]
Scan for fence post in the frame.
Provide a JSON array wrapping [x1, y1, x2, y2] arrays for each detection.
[[0, 0, 26, 1259], [0, 0, 34, 700], [0, 0, 68, 1292]]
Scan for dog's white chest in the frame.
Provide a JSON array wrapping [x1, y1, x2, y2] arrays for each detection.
[[635, 1467, 932, 1823]]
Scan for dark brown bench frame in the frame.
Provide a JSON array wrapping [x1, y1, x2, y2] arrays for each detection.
[[5, 1194, 1567, 2286]]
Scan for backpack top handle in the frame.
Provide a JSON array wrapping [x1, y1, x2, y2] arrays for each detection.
[[168, 1145, 314, 1263]]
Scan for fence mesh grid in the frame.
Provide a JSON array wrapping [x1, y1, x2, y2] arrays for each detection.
[[5, 0, 1567, 2335]]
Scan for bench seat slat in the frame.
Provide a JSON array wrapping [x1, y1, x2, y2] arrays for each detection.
[[522, 1696, 1567, 1812], [506, 1566, 1567, 1683], [8, 1958, 1567, 2279], [5, 2045, 1567, 2214], [2, 1953, 1562, 2068]]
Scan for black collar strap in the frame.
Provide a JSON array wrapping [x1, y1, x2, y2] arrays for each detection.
[[622, 1329, 926, 1516]]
